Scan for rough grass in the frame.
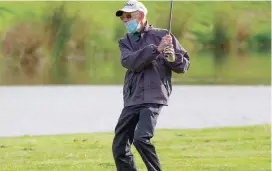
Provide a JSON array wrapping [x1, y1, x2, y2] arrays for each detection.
[[0, 124, 271, 171]]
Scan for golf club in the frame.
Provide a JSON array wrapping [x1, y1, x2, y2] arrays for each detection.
[[165, 0, 175, 62], [168, 0, 173, 33]]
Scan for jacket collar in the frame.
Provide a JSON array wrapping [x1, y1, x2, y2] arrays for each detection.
[[130, 21, 152, 41]]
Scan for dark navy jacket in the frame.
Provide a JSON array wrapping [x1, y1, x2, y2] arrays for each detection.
[[118, 23, 190, 107]]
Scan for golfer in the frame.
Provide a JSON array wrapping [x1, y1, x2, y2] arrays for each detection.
[[112, 1, 190, 171]]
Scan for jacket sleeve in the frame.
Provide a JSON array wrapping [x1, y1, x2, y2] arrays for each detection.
[[119, 40, 160, 72], [164, 33, 190, 74]]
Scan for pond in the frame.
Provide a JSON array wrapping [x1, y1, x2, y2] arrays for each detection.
[[0, 85, 270, 137]]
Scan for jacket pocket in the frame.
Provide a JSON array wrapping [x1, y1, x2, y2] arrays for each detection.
[[163, 78, 172, 96], [123, 73, 136, 100], [123, 82, 130, 100]]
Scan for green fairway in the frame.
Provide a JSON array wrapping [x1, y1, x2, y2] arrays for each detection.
[[0, 124, 271, 171]]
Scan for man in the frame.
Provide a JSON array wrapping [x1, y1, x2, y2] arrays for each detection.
[[112, 1, 190, 171]]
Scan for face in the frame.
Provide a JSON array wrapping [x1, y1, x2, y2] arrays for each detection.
[[120, 11, 143, 24]]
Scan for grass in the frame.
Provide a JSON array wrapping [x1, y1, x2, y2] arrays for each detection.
[[0, 124, 271, 171], [172, 52, 271, 85]]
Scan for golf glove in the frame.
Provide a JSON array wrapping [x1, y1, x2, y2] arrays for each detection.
[[164, 45, 175, 62]]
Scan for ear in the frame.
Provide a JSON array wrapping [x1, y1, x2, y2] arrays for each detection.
[[139, 11, 144, 20]]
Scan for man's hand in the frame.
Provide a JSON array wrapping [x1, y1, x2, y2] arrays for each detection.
[[157, 34, 172, 53], [164, 44, 174, 54]]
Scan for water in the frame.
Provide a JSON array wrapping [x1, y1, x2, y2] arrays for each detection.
[[0, 85, 271, 137]]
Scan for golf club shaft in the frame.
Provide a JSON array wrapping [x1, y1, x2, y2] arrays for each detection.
[[165, 0, 175, 62], [168, 0, 173, 34]]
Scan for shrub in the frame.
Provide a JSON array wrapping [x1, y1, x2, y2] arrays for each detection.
[[210, 4, 236, 70], [250, 29, 271, 53], [1, 19, 45, 84]]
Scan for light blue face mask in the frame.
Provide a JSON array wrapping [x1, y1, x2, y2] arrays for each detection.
[[125, 19, 140, 33]]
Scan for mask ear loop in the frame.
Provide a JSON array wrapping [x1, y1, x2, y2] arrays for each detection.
[[134, 11, 145, 31]]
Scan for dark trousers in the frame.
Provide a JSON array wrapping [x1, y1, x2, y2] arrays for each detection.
[[112, 103, 163, 171]]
